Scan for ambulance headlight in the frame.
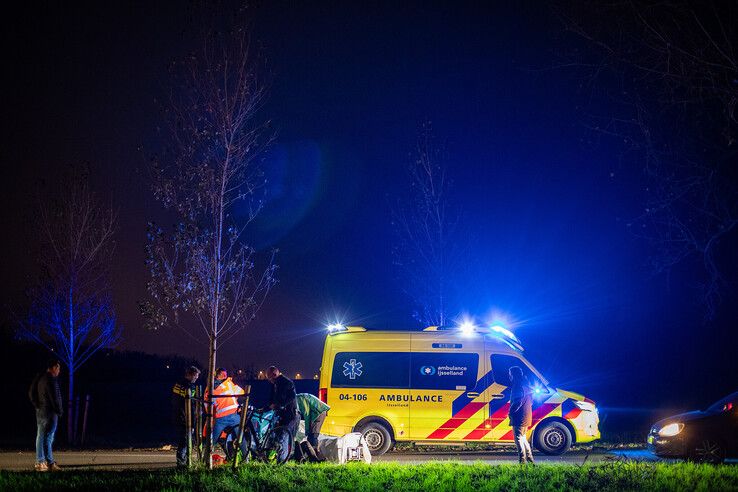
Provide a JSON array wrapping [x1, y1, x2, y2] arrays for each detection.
[[658, 423, 684, 437], [574, 400, 596, 412]]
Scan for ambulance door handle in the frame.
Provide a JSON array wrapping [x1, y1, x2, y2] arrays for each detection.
[[466, 392, 480, 399], [490, 393, 505, 399]]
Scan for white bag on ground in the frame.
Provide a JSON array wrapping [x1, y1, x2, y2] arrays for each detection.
[[317, 432, 372, 464]]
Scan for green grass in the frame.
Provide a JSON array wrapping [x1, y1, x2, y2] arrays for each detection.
[[1, 462, 737, 492]]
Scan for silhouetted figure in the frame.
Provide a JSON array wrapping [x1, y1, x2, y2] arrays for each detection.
[[267, 366, 299, 439], [171, 366, 200, 468], [28, 359, 63, 472], [508, 366, 534, 464]]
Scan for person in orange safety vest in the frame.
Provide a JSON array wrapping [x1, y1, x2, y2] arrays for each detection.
[[205, 368, 245, 450]]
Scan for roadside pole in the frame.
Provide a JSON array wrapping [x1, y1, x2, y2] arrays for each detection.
[[80, 395, 90, 446], [195, 386, 203, 463], [185, 391, 192, 468], [73, 396, 80, 445], [232, 385, 251, 470]]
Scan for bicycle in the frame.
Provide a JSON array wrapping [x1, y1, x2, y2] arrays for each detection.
[[220, 405, 294, 464]]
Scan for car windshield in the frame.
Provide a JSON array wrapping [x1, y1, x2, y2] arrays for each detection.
[[705, 391, 738, 413]]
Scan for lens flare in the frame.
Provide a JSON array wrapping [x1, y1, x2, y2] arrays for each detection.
[[458, 320, 476, 335]]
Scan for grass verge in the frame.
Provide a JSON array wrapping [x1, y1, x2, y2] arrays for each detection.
[[1, 462, 737, 492]]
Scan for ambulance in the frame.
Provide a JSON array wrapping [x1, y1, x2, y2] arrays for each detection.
[[318, 324, 600, 455]]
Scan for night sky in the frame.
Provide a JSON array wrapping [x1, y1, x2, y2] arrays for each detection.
[[3, 1, 736, 417]]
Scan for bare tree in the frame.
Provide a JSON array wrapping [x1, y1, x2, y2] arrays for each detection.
[[18, 168, 119, 443], [143, 27, 277, 467], [558, 0, 738, 317], [392, 123, 461, 327]]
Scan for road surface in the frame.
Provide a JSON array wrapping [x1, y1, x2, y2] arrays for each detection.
[[0, 449, 667, 471]]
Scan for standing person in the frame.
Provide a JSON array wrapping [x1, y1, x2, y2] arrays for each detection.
[[296, 393, 330, 448], [205, 368, 245, 455], [266, 366, 298, 438], [172, 365, 200, 468], [508, 366, 534, 464], [28, 359, 63, 472]]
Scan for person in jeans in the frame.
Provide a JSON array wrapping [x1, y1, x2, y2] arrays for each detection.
[[206, 368, 246, 457], [28, 359, 63, 472], [171, 365, 201, 468], [508, 366, 534, 464]]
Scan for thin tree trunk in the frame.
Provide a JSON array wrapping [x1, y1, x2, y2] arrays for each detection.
[[205, 335, 217, 469], [68, 286, 75, 444], [67, 369, 74, 445], [204, 159, 227, 469]]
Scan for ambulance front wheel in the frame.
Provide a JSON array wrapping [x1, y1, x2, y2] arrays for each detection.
[[534, 420, 572, 455], [357, 422, 393, 455]]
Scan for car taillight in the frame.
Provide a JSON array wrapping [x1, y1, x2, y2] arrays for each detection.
[[319, 388, 328, 403]]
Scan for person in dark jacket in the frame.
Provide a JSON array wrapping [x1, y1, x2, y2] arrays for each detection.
[[28, 359, 63, 472], [171, 366, 200, 468], [508, 366, 534, 464], [266, 366, 298, 438]]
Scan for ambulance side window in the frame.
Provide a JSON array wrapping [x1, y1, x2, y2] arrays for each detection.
[[490, 354, 542, 387], [410, 353, 478, 390], [331, 352, 410, 388]]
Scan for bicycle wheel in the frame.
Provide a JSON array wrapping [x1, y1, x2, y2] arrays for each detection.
[[267, 427, 292, 464], [225, 429, 252, 464]]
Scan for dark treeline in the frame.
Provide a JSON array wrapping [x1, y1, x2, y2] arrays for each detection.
[[0, 328, 317, 449]]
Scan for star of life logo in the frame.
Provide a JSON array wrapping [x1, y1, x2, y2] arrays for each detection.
[[343, 359, 363, 379], [420, 365, 437, 376]]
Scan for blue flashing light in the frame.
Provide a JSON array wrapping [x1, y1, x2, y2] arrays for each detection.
[[531, 383, 550, 398], [327, 323, 346, 332], [490, 324, 520, 343]]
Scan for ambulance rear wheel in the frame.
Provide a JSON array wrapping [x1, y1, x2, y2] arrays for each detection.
[[534, 421, 572, 455], [358, 422, 393, 455]]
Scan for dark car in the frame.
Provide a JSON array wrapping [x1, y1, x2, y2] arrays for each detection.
[[647, 391, 738, 463]]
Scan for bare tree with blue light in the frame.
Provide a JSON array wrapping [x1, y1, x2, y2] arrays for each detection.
[[393, 123, 461, 327], [143, 27, 277, 468], [18, 169, 120, 444]]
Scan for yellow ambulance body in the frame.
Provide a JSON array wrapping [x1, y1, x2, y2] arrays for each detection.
[[318, 326, 600, 455]]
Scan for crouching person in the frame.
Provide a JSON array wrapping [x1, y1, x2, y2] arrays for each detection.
[[206, 368, 245, 457], [297, 393, 330, 448]]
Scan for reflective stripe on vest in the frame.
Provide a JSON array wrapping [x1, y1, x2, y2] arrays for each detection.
[[211, 379, 242, 419]]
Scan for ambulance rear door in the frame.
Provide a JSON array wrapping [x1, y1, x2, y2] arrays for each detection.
[[328, 334, 411, 437]]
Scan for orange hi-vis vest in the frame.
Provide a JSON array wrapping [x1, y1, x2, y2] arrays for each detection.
[[207, 378, 243, 419]]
